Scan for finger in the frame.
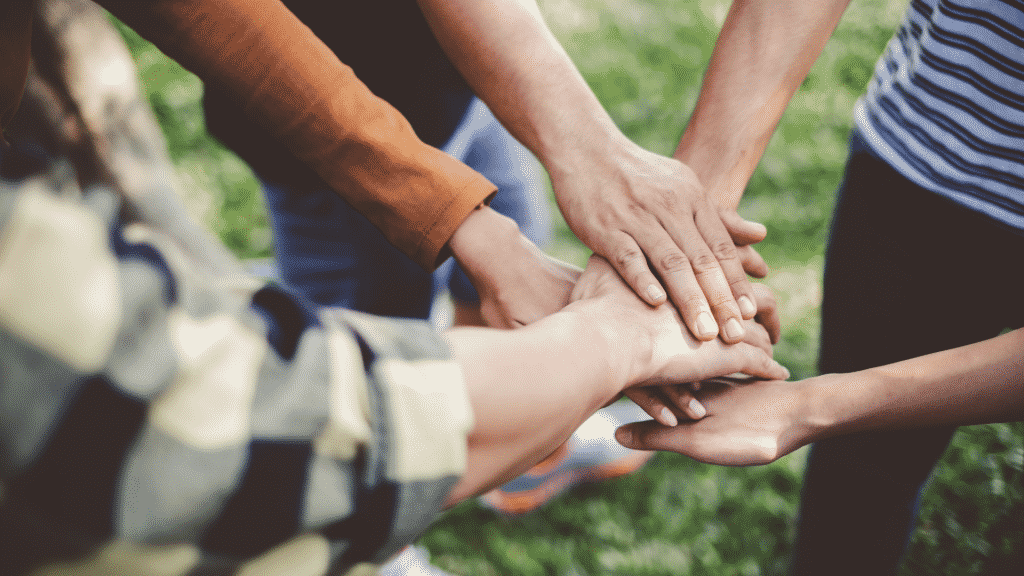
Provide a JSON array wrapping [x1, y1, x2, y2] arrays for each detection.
[[738, 245, 769, 278], [719, 209, 767, 246], [663, 384, 707, 419], [603, 233, 668, 307], [692, 205, 760, 324], [635, 230, 719, 340], [615, 419, 692, 454], [740, 321, 774, 356], [624, 389, 678, 427], [750, 283, 782, 344], [699, 342, 790, 382]]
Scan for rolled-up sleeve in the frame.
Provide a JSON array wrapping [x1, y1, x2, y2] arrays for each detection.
[[0, 177, 473, 575]]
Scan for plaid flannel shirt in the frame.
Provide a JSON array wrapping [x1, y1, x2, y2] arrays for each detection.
[[0, 169, 474, 575]]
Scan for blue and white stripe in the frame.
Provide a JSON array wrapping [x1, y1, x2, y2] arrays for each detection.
[[855, 0, 1024, 231]]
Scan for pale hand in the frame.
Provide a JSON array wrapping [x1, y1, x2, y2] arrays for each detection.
[[567, 255, 789, 389], [552, 140, 768, 343], [625, 282, 784, 425], [449, 206, 581, 329]]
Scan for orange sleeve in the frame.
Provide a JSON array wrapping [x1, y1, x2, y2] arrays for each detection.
[[0, 0, 33, 142], [97, 0, 496, 269]]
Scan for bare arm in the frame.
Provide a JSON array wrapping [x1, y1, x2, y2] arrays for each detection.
[[92, 0, 584, 328], [444, 256, 789, 503], [418, 0, 768, 343], [675, 0, 852, 210], [617, 328, 1024, 466]]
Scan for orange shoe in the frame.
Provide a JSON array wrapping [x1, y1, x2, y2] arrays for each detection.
[[479, 401, 654, 515]]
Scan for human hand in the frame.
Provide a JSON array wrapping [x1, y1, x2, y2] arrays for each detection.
[[567, 255, 789, 390], [616, 376, 830, 466], [723, 207, 770, 279], [624, 282, 782, 425], [550, 139, 767, 343], [449, 205, 581, 328]]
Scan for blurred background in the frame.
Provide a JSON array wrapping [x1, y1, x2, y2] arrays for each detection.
[[114, 0, 1024, 573]]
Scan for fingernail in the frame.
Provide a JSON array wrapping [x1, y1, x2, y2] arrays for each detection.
[[647, 284, 665, 302], [660, 407, 678, 427], [616, 427, 634, 447], [696, 312, 718, 338], [777, 362, 791, 380], [724, 317, 744, 340], [738, 295, 756, 317], [688, 398, 707, 418]]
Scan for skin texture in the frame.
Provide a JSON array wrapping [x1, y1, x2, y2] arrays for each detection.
[[417, 0, 771, 343], [674, 0, 852, 215], [616, 328, 1024, 466], [444, 256, 788, 504], [624, 282, 783, 425], [447, 206, 581, 328]]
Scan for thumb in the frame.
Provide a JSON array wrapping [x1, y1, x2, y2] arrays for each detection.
[[616, 420, 685, 453], [719, 209, 767, 246]]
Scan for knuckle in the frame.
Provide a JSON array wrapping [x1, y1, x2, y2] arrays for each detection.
[[709, 239, 739, 262], [690, 250, 720, 272], [658, 251, 691, 274], [614, 246, 644, 270], [679, 292, 709, 314], [652, 189, 683, 212], [625, 201, 650, 218]]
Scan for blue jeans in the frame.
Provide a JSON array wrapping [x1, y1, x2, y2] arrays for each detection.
[[790, 130, 1024, 575], [261, 98, 551, 318]]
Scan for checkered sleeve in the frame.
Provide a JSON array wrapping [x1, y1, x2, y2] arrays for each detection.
[[0, 178, 474, 576]]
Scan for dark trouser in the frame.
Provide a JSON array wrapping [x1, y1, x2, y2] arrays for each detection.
[[790, 131, 1024, 575]]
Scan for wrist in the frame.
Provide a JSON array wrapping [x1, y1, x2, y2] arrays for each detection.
[[448, 205, 522, 268], [798, 368, 898, 442], [559, 298, 653, 395], [543, 124, 635, 184]]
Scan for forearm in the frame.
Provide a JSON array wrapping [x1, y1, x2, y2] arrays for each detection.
[[443, 305, 635, 504], [98, 0, 495, 269], [811, 328, 1024, 438], [416, 0, 629, 175], [675, 0, 850, 208]]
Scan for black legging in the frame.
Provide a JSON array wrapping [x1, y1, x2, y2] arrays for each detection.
[[790, 130, 1024, 576]]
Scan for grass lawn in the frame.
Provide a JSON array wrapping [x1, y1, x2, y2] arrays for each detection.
[[119, 0, 1024, 573]]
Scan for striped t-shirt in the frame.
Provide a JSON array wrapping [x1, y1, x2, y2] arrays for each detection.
[[854, 0, 1024, 232]]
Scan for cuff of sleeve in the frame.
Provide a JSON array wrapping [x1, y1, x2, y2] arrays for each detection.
[[329, 311, 475, 483], [411, 175, 497, 271]]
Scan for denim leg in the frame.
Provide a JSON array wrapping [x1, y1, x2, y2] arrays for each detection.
[[440, 98, 552, 304], [261, 179, 434, 319], [791, 132, 1024, 575]]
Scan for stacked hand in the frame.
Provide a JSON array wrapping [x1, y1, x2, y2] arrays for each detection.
[[615, 375, 819, 466], [624, 282, 782, 426], [449, 206, 582, 328], [551, 141, 770, 343], [566, 255, 788, 391]]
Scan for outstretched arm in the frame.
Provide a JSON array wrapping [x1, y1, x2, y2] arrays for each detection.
[[418, 0, 768, 343], [674, 0, 851, 210], [617, 328, 1024, 466]]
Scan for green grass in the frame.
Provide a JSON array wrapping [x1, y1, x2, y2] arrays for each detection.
[[117, 0, 1024, 573]]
